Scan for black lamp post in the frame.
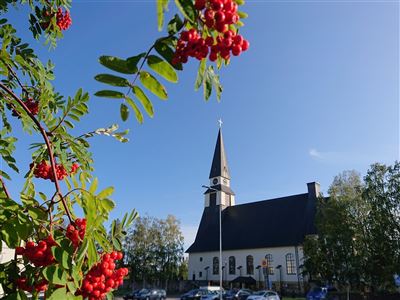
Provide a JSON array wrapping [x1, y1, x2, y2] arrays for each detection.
[[276, 265, 282, 295], [256, 265, 261, 289]]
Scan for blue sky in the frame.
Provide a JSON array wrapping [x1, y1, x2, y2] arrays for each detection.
[[4, 0, 399, 248]]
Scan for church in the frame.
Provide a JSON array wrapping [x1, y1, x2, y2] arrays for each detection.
[[186, 129, 321, 293]]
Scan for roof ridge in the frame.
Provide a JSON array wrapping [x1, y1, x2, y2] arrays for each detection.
[[228, 192, 309, 208]]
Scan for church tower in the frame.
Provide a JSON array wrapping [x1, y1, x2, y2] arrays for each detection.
[[204, 128, 235, 209]]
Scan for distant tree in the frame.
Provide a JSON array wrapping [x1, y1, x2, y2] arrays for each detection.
[[124, 215, 184, 288], [304, 164, 400, 292], [303, 170, 364, 288], [362, 162, 400, 291], [178, 257, 188, 280]]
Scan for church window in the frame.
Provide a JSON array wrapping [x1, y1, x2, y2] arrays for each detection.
[[213, 257, 219, 275], [246, 255, 254, 275], [199, 271, 202, 278], [286, 253, 296, 275], [265, 254, 274, 275], [200, 257, 203, 262], [210, 193, 216, 206], [229, 256, 236, 274]]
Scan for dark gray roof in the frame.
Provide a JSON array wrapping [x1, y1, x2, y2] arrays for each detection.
[[209, 129, 230, 179], [186, 193, 319, 253]]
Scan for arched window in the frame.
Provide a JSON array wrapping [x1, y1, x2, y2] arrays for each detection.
[[229, 256, 236, 274], [265, 254, 274, 275], [246, 255, 254, 275], [213, 257, 219, 275], [285, 253, 296, 275]]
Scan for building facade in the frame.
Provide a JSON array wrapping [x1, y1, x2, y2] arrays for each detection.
[[186, 129, 320, 293]]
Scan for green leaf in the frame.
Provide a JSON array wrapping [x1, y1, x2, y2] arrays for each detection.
[[52, 247, 70, 270], [167, 14, 184, 35], [112, 237, 122, 250], [94, 90, 125, 99], [1, 224, 19, 248], [195, 59, 206, 91], [204, 74, 212, 101], [132, 86, 154, 117], [99, 56, 138, 74], [157, 0, 170, 31], [97, 187, 115, 199], [234, 0, 245, 5], [47, 287, 67, 300], [147, 55, 178, 83], [120, 103, 129, 121], [42, 265, 67, 285], [155, 40, 182, 70], [174, 0, 196, 23], [101, 198, 115, 213], [127, 53, 146, 70], [125, 96, 144, 124], [76, 238, 89, 264], [94, 74, 130, 87], [237, 11, 248, 19], [139, 71, 168, 100]]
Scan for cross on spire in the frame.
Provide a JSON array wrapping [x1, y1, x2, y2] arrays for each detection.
[[218, 118, 223, 128]]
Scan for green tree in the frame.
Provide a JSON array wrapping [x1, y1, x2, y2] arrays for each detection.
[[362, 162, 400, 291], [303, 171, 365, 288], [304, 164, 400, 293], [124, 215, 184, 288]]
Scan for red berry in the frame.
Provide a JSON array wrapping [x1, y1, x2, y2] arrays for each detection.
[[194, 0, 206, 10], [241, 39, 249, 51], [232, 45, 242, 56], [214, 11, 225, 23], [15, 247, 25, 255]]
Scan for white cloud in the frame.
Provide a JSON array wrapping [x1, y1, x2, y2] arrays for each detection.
[[309, 148, 323, 159]]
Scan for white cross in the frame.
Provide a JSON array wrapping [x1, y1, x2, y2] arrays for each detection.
[[218, 118, 223, 128]]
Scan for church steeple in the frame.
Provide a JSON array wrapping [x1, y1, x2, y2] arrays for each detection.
[[209, 128, 230, 180], [204, 126, 235, 209]]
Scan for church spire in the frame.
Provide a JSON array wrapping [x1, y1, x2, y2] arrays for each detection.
[[205, 126, 235, 209], [209, 128, 230, 180]]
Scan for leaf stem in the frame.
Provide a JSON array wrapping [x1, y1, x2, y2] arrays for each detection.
[[0, 175, 11, 199]]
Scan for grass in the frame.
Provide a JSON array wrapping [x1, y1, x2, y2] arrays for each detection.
[[282, 298, 305, 300]]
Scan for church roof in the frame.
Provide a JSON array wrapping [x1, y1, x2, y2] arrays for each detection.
[[209, 129, 230, 179], [186, 192, 319, 253]]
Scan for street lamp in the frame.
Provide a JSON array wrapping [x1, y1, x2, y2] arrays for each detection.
[[276, 265, 282, 295], [202, 185, 223, 300]]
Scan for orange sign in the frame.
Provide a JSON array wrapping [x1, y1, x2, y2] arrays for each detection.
[[261, 259, 268, 268]]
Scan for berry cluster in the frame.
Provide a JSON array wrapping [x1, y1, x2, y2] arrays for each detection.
[[56, 8, 72, 30], [196, 0, 239, 33], [15, 236, 57, 267], [16, 277, 48, 293], [66, 218, 86, 248], [8, 97, 39, 117], [172, 28, 248, 64], [172, 0, 249, 64], [77, 251, 128, 300], [31, 161, 79, 182]]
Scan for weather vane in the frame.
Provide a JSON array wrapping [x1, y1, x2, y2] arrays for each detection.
[[218, 118, 223, 128]]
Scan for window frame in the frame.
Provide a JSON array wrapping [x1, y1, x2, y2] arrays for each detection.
[[285, 253, 296, 275], [213, 257, 219, 275], [246, 255, 254, 275]]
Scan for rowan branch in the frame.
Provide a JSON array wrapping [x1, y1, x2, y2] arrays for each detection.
[[0, 175, 11, 199], [0, 82, 73, 223]]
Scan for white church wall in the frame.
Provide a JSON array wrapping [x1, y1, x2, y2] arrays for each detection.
[[0, 242, 15, 296], [188, 246, 304, 284]]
